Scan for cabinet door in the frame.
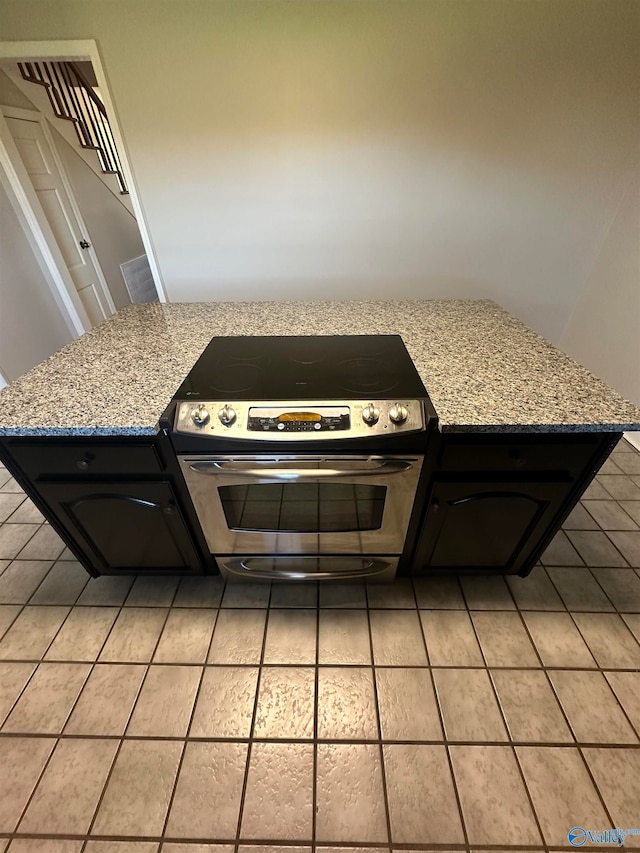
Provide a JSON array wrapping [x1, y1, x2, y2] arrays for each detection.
[[39, 481, 203, 574], [418, 480, 567, 573]]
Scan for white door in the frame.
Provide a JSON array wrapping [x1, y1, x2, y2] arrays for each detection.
[[4, 113, 115, 326]]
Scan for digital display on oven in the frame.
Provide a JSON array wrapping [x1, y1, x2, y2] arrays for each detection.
[[247, 406, 351, 433]]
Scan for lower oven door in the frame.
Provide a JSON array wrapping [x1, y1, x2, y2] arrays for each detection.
[[178, 454, 423, 555]]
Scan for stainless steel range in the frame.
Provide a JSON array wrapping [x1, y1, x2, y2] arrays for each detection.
[[163, 335, 437, 582]]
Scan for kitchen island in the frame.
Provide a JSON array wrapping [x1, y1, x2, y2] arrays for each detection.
[[1, 299, 639, 579]]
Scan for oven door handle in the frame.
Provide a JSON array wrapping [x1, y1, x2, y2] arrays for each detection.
[[221, 557, 393, 581], [188, 460, 414, 479]]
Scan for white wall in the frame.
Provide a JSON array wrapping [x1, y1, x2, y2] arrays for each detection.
[[560, 170, 640, 406], [0, 0, 637, 347], [51, 125, 144, 309], [0, 180, 73, 381]]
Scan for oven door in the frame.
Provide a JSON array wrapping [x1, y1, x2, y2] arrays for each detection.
[[179, 454, 423, 555]]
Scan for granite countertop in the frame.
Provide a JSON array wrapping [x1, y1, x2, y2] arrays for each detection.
[[1, 299, 640, 436]]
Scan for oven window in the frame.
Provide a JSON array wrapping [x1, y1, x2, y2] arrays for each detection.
[[219, 483, 386, 532]]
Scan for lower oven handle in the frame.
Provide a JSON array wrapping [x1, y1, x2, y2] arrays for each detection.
[[221, 557, 393, 581], [189, 460, 413, 479]]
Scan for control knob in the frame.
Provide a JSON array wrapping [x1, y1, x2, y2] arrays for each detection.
[[389, 403, 408, 424], [191, 404, 210, 427], [218, 404, 237, 426], [362, 402, 380, 425]]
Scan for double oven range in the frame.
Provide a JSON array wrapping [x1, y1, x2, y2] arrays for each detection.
[[162, 335, 437, 582]]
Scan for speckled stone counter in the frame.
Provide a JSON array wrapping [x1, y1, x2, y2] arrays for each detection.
[[1, 299, 640, 435]]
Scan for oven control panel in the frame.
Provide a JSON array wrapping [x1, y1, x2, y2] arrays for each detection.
[[248, 406, 350, 434], [174, 400, 425, 440]]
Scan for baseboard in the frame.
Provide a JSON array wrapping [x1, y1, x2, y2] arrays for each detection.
[[623, 432, 640, 452]]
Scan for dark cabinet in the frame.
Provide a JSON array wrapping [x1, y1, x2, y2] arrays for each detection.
[[36, 480, 203, 574], [411, 432, 619, 576], [417, 479, 566, 573], [0, 435, 213, 577], [7, 441, 164, 478]]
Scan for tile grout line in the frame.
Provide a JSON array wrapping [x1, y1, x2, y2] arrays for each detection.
[[95, 591, 175, 667], [364, 583, 394, 850], [7, 733, 62, 841], [576, 742, 618, 832], [80, 579, 181, 845], [566, 605, 640, 672], [4, 495, 42, 525], [419, 581, 471, 851], [12, 599, 640, 609], [464, 586, 548, 849], [0, 579, 47, 653], [575, 573, 640, 744], [56, 600, 125, 738], [312, 583, 319, 851], [581, 495, 640, 533], [513, 576, 586, 753], [6, 656, 640, 670], [46, 569, 134, 679], [558, 622, 640, 828], [600, 671, 640, 745], [5, 652, 640, 665], [0, 518, 45, 566], [540, 528, 585, 570], [233, 582, 273, 850], [583, 564, 626, 612], [0, 657, 39, 731], [516, 571, 640, 747], [535, 577, 625, 832], [27, 548, 88, 607], [0, 730, 640, 749], [514, 605, 581, 748], [601, 526, 637, 570], [1, 563, 92, 741], [1, 557, 56, 610], [5, 835, 614, 850], [110, 586, 181, 737], [5, 834, 620, 850], [157, 582, 224, 846]]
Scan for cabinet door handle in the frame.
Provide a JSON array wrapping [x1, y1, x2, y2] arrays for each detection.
[[508, 449, 526, 468], [432, 498, 440, 512], [163, 505, 176, 516], [76, 459, 90, 471]]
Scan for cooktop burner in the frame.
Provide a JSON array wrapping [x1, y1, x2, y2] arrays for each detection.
[[208, 361, 264, 394], [335, 357, 398, 395], [173, 335, 427, 401]]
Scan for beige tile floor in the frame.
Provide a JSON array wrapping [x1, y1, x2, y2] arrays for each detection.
[[0, 439, 639, 850]]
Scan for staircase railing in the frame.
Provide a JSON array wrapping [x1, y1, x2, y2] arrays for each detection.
[[18, 60, 128, 194]]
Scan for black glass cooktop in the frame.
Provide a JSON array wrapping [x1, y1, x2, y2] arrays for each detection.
[[172, 335, 428, 401]]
